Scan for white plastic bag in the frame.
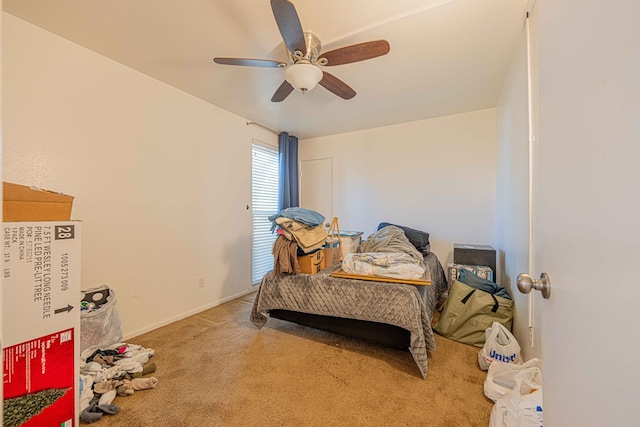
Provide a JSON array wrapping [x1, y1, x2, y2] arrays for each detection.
[[80, 285, 123, 352], [484, 358, 541, 402], [489, 369, 543, 427], [479, 321, 522, 370]]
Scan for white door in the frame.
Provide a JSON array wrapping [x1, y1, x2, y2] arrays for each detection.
[[536, 0, 640, 425], [300, 158, 332, 221]]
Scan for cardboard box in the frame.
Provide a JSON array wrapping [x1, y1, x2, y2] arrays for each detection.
[[3, 182, 74, 222], [297, 249, 325, 274], [3, 221, 81, 426], [323, 237, 342, 268], [448, 263, 494, 284]]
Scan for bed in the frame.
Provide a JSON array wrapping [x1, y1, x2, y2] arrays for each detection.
[[250, 250, 448, 378]]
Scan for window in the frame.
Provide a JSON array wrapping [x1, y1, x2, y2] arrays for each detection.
[[251, 142, 279, 285]]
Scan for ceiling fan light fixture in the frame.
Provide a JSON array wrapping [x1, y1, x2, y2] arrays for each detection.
[[284, 63, 323, 93]]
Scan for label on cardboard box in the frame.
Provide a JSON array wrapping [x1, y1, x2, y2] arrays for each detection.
[[2, 222, 81, 345], [3, 221, 81, 426]]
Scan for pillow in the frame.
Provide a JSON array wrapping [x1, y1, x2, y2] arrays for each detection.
[[377, 222, 430, 251], [457, 269, 511, 300]]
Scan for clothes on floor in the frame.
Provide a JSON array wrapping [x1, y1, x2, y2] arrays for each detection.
[[79, 342, 159, 422], [80, 397, 121, 424]]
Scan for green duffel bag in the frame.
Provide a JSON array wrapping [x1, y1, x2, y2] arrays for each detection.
[[434, 280, 514, 347]]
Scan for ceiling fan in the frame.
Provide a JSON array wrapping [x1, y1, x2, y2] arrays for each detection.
[[213, 0, 390, 102]]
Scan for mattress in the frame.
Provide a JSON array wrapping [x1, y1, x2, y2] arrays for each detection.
[[250, 251, 448, 378]]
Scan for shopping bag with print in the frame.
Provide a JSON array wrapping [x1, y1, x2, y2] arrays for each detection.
[[478, 321, 522, 370]]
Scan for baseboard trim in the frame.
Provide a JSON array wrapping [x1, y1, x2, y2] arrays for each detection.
[[122, 288, 256, 341]]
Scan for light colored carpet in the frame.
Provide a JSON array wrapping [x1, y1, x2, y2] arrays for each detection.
[[86, 292, 493, 426]]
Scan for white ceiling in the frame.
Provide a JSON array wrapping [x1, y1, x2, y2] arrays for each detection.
[[3, 0, 528, 139]]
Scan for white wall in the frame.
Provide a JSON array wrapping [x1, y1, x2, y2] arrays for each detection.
[[299, 109, 496, 265], [495, 21, 537, 359], [2, 14, 276, 339]]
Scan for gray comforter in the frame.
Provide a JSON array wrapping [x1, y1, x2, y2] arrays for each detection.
[[358, 225, 424, 265], [250, 251, 448, 378]]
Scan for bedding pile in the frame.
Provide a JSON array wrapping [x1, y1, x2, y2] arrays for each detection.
[[342, 225, 426, 279], [359, 225, 425, 263], [342, 252, 426, 279], [376, 222, 431, 253]]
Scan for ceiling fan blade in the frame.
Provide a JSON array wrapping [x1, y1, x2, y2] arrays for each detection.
[[271, 81, 294, 102], [270, 0, 306, 54], [319, 72, 356, 100], [213, 57, 286, 68], [318, 40, 390, 66]]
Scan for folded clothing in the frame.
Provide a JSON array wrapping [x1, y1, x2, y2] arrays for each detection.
[[269, 207, 325, 231], [276, 217, 327, 253]]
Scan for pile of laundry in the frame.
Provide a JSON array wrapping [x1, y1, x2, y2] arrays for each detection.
[[343, 225, 427, 279], [79, 342, 158, 423], [269, 207, 326, 274]]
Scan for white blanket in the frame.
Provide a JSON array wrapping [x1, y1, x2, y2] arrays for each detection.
[[342, 252, 426, 279]]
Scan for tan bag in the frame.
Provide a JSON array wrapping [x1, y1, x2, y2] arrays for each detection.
[[434, 280, 514, 347]]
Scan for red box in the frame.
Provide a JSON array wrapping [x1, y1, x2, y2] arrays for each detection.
[[3, 330, 76, 427]]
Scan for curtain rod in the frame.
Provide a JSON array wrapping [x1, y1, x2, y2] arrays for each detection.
[[246, 121, 280, 136]]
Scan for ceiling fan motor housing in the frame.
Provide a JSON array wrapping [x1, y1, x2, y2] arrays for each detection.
[[290, 32, 323, 64]]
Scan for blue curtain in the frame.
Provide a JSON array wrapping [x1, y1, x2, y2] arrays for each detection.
[[278, 132, 299, 211]]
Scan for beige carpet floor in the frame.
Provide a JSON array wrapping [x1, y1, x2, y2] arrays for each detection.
[[86, 292, 493, 426]]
